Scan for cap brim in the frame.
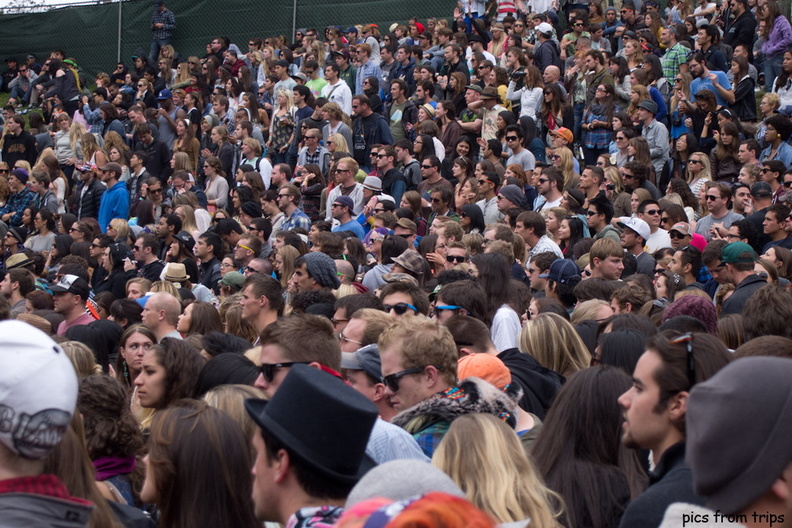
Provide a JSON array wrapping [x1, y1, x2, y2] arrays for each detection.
[[341, 352, 363, 370], [538, 272, 550, 278]]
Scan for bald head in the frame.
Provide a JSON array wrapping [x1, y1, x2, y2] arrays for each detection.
[[543, 65, 561, 83], [148, 292, 182, 326], [335, 259, 356, 284]]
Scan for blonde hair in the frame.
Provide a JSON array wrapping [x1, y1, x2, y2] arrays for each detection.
[[60, 341, 102, 378], [276, 245, 300, 288], [328, 132, 350, 153], [203, 384, 266, 443], [570, 299, 610, 326], [174, 203, 199, 234], [150, 280, 180, 298], [553, 147, 576, 188], [604, 166, 624, 194], [686, 152, 712, 184], [69, 121, 87, 156], [519, 313, 590, 377], [109, 218, 130, 241], [433, 413, 564, 526]]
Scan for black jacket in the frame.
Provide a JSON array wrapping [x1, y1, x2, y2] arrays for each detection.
[[497, 348, 564, 419], [721, 273, 767, 315], [723, 11, 757, 61], [74, 178, 106, 219], [199, 257, 222, 292], [618, 443, 706, 528], [94, 269, 135, 299]]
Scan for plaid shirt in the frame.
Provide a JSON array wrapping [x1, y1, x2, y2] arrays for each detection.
[[414, 420, 451, 457], [281, 207, 312, 232], [661, 42, 689, 80], [151, 8, 175, 40], [0, 188, 34, 226]]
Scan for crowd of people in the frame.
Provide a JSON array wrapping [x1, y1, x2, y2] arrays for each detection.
[[3, 0, 792, 526]]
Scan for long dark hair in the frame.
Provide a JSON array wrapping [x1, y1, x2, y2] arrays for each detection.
[[460, 204, 486, 233], [471, 253, 514, 318], [532, 366, 648, 528], [147, 399, 259, 528], [560, 216, 585, 258]]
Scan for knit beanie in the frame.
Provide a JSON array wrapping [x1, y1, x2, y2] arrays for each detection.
[[300, 252, 341, 289]]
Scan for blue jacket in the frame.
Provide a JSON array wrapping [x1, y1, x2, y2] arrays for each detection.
[[98, 181, 130, 232]]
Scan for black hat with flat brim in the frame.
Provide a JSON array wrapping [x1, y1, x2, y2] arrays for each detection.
[[245, 363, 378, 484]]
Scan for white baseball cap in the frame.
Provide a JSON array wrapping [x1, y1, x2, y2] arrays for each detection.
[[0, 321, 78, 459], [617, 216, 651, 241], [535, 22, 554, 35]]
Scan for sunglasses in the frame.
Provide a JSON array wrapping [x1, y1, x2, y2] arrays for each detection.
[[383, 302, 418, 315], [644, 209, 661, 215], [505, 136, 519, 141], [784, 181, 792, 188], [446, 255, 467, 263], [669, 232, 688, 239], [383, 366, 427, 392], [421, 165, 433, 169], [669, 333, 696, 386], [705, 195, 720, 200], [259, 362, 307, 383]]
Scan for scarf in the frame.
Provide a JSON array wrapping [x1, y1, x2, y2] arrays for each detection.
[[93, 455, 137, 481]]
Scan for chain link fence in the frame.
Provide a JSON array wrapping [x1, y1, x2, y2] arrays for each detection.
[[0, 0, 452, 79]]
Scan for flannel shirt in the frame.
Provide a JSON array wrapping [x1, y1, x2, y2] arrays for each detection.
[[280, 207, 312, 232], [151, 8, 175, 40], [0, 188, 34, 226], [661, 42, 689, 80]]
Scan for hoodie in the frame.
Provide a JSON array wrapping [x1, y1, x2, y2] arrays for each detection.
[[497, 348, 564, 419]]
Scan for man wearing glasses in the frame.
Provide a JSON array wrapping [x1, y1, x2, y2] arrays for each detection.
[[326, 157, 365, 224], [382, 316, 516, 457], [694, 182, 744, 242], [637, 199, 672, 253], [617, 332, 731, 528]]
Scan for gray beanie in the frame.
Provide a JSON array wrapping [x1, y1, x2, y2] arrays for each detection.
[[299, 252, 341, 289], [687, 357, 792, 515], [499, 184, 526, 209], [346, 459, 464, 507]]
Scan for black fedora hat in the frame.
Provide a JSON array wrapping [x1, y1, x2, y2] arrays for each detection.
[[245, 364, 378, 484]]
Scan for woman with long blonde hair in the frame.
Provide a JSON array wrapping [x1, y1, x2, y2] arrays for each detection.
[[268, 88, 296, 164], [273, 244, 299, 289], [81, 132, 107, 167], [604, 166, 632, 217], [519, 313, 590, 378], [551, 147, 579, 189], [173, 118, 200, 171], [173, 203, 200, 239], [685, 151, 712, 197], [326, 132, 350, 154], [433, 414, 564, 527]]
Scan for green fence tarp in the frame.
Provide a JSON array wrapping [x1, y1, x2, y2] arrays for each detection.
[[0, 0, 449, 77]]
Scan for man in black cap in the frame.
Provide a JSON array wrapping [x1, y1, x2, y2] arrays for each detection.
[[720, 242, 766, 315], [333, 49, 357, 93], [246, 362, 378, 527], [51, 274, 94, 335]]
